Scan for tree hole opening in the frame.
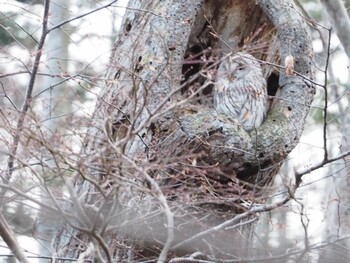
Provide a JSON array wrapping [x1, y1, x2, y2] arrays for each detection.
[[267, 72, 279, 97], [125, 22, 132, 32]]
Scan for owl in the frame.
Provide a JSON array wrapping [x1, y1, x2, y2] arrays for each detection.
[[214, 52, 268, 131]]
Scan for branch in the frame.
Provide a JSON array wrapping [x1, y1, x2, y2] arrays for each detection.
[[295, 150, 350, 181], [47, 0, 119, 34], [3, 0, 50, 184], [322, 27, 332, 162], [0, 1, 51, 262], [0, 214, 30, 263], [172, 193, 291, 250], [118, 152, 175, 263]]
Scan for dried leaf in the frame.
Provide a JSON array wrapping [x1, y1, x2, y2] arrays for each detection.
[[285, 55, 295, 76]]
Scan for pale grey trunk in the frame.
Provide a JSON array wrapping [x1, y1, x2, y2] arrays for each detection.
[[317, 1, 350, 260], [37, 1, 70, 261], [319, 109, 350, 262], [39, 0, 70, 123], [320, 0, 350, 58]]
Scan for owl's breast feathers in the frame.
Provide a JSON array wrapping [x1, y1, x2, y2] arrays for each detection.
[[214, 53, 268, 130]]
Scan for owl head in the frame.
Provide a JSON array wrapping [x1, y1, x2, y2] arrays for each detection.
[[217, 52, 261, 82]]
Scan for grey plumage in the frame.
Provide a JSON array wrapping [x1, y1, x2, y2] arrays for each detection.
[[214, 52, 268, 131]]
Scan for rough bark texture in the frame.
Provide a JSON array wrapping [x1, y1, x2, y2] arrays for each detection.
[[135, 0, 315, 190], [53, 0, 314, 261]]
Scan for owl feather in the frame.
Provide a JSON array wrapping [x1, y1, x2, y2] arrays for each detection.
[[214, 52, 268, 131]]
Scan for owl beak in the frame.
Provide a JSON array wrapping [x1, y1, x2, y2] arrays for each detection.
[[228, 74, 235, 81]]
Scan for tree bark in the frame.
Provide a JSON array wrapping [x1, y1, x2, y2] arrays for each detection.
[[52, 0, 315, 261]]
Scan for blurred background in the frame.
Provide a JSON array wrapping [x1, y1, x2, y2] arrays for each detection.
[[1, 0, 350, 262]]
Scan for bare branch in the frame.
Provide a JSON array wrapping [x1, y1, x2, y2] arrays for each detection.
[[47, 0, 119, 34], [0, 214, 30, 263], [3, 0, 50, 184]]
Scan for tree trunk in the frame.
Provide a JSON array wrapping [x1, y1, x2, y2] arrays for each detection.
[[320, 0, 350, 58], [319, 79, 350, 262], [37, 2, 70, 260], [52, 0, 314, 261]]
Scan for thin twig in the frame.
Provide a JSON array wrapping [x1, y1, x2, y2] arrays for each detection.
[[0, 10, 37, 43], [295, 149, 350, 180], [47, 0, 119, 34], [0, 1, 51, 263], [118, 153, 174, 263], [172, 193, 292, 250], [3, 0, 50, 184], [322, 27, 332, 162], [0, 214, 31, 263]]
